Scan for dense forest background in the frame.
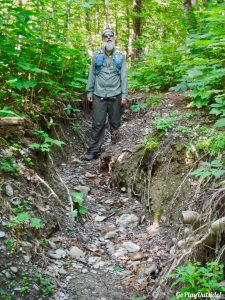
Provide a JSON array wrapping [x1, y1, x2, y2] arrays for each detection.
[[0, 0, 224, 124]]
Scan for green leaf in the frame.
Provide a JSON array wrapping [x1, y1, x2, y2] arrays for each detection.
[[71, 192, 84, 204], [78, 205, 88, 215], [16, 212, 30, 223], [31, 217, 43, 229], [0, 107, 21, 117], [214, 118, 225, 128], [113, 264, 123, 272]]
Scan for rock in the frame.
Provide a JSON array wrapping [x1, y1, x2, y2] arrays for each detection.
[[122, 241, 140, 253], [0, 231, 6, 238], [5, 271, 11, 279], [10, 197, 21, 206], [68, 246, 85, 261], [55, 248, 67, 258], [105, 231, 117, 239], [48, 248, 67, 259], [87, 243, 99, 252], [48, 253, 62, 260], [23, 255, 31, 263], [82, 268, 88, 274], [112, 247, 128, 258], [88, 256, 100, 264], [117, 214, 139, 228], [121, 187, 126, 192], [48, 240, 57, 249], [10, 267, 18, 273], [58, 268, 67, 275], [74, 185, 90, 195], [130, 253, 145, 261], [93, 261, 107, 269], [94, 215, 106, 222], [5, 184, 13, 197]]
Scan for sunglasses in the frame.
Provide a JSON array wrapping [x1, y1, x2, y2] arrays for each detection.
[[103, 34, 114, 38]]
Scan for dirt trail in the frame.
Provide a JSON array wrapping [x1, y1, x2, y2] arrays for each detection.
[[47, 92, 190, 300]]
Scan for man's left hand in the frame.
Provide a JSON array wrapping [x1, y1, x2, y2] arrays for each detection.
[[121, 99, 127, 105]]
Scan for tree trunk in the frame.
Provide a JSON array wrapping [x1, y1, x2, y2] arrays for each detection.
[[183, 0, 192, 18], [86, 10, 92, 46], [131, 0, 142, 59], [104, 0, 110, 28]]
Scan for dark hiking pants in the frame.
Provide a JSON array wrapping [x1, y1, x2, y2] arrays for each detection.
[[87, 94, 122, 154]]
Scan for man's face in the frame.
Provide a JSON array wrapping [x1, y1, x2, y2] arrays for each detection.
[[102, 33, 115, 52]]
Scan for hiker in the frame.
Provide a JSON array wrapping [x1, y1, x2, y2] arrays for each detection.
[[84, 28, 128, 161]]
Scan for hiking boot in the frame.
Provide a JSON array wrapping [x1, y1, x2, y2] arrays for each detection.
[[83, 152, 98, 161]]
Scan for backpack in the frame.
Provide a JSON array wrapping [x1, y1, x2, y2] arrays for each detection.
[[95, 49, 123, 76]]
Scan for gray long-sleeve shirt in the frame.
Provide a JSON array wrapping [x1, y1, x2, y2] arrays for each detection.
[[86, 48, 128, 99]]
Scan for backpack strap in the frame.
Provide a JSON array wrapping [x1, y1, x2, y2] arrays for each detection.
[[113, 51, 123, 75], [95, 49, 105, 76]]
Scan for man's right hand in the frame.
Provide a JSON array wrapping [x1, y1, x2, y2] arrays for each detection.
[[87, 97, 93, 102]]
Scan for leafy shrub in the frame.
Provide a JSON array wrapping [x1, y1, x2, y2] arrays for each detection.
[[1, 156, 20, 174], [130, 102, 147, 113], [153, 115, 180, 134], [168, 261, 225, 299], [196, 133, 225, 156], [29, 130, 65, 152], [129, 43, 183, 91], [191, 159, 225, 178], [70, 191, 88, 218], [170, 3, 225, 109]]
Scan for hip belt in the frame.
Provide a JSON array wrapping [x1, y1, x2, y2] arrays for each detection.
[[94, 94, 121, 101]]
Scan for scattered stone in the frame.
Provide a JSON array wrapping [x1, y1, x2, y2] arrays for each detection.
[[5, 184, 13, 197], [48, 248, 67, 259], [58, 268, 67, 275], [5, 271, 11, 279], [93, 261, 107, 269], [23, 255, 31, 263], [117, 214, 139, 228], [74, 185, 90, 195], [120, 187, 126, 192], [10, 197, 21, 206], [130, 252, 145, 261], [112, 247, 128, 258], [0, 231, 6, 238], [82, 268, 88, 274], [48, 240, 57, 249], [86, 243, 98, 252], [48, 253, 62, 260], [94, 215, 106, 222], [88, 256, 100, 264], [122, 241, 140, 253], [68, 246, 85, 261], [105, 231, 117, 239], [10, 267, 18, 273], [55, 248, 67, 258], [85, 172, 95, 178]]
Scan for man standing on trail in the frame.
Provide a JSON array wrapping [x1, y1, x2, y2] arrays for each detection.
[[84, 28, 128, 161]]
